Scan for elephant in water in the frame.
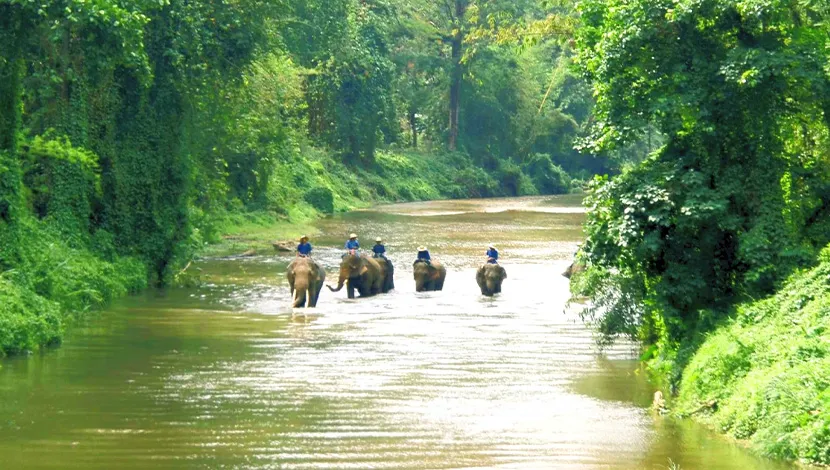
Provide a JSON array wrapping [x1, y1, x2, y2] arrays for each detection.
[[476, 263, 506, 296], [413, 260, 446, 292], [328, 254, 394, 299], [562, 261, 586, 279], [287, 257, 326, 308]]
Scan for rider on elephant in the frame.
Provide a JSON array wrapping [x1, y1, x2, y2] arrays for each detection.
[[297, 235, 312, 257], [416, 246, 432, 266], [343, 233, 359, 258], [372, 237, 386, 259], [345, 233, 360, 252], [486, 244, 499, 264]]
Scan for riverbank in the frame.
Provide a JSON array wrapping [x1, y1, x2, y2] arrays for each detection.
[[0, 219, 147, 357], [197, 148, 581, 258], [675, 244, 830, 466]]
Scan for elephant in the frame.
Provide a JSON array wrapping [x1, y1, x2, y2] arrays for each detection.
[[562, 261, 586, 279], [328, 253, 394, 299], [476, 263, 506, 296], [287, 257, 326, 308], [413, 260, 447, 292]]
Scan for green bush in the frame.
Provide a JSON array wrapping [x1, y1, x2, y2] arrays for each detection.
[[21, 136, 99, 237], [522, 153, 572, 195], [451, 167, 498, 198], [0, 279, 63, 356], [677, 246, 830, 465], [0, 216, 148, 357], [304, 187, 334, 214], [498, 161, 524, 196]]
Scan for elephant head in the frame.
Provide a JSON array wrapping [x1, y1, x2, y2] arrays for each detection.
[[287, 257, 325, 308], [328, 254, 366, 294], [413, 262, 431, 292], [413, 260, 445, 292], [477, 263, 507, 296]]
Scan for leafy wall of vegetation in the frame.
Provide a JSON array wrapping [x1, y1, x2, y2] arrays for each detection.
[[0, 0, 597, 357], [677, 245, 830, 465], [570, 0, 830, 464]]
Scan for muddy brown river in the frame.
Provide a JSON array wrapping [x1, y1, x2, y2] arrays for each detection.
[[0, 196, 795, 469]]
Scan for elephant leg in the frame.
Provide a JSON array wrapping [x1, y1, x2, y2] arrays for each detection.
[[347, 283, 355, 299], [385, 261, 394, 291], [312, 282, 323, 306]]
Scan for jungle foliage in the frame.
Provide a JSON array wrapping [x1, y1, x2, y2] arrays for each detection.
[[570, 0, 830, 445], [0, 0, 597, 356], [677, 246, 830, 464], [568, 2, 830, 462]]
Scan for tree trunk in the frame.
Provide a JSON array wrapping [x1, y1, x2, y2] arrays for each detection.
[[0, 5, 24, 268], [409, 108, 418, 149], [0, 6, 22, 157], [448, 0, 467, 151], [448, 37, 462, 151]]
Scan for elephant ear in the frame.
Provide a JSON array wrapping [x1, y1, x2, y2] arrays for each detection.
[[360, 265, 369, 276]]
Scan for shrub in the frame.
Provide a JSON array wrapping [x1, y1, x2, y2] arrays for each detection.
[[522, 153, 571, 194], [0, 279, 63, 356], [498, 161, 524, 196], [21, 136, 99, 238], [452, 167, 498, 198], [677, 248, 830, 465], [0, 215, 148, 357], [304, 186, 334, 214]]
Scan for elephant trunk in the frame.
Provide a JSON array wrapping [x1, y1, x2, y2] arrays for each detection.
[[292, 285, 308, 308], [486, 279, 497, 294], [328, 272, 348, 292]]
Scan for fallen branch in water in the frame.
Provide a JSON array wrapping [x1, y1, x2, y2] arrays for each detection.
[[177, 260, 193, 277], [686, 399, 718, 416]]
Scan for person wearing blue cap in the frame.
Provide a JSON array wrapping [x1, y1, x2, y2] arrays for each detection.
[[372, 237, 386, 259], [297, 235, 312, 257], [486, 244, 499, 264]]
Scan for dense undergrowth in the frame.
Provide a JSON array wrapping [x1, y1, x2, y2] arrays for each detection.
[[569, 0, 830, 465], [677, 245, 830, 465], [0, 218, 146, 357]]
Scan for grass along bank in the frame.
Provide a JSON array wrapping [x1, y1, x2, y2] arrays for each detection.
[[0, 218, 147, 358], [676, 244, 830, 466]]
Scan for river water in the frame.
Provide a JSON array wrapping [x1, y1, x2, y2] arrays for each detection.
[[0, 196, 794, 469]]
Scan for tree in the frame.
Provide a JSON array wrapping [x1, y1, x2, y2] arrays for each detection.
[[1, 0, 149, 268], [573, 0, 830, 363]]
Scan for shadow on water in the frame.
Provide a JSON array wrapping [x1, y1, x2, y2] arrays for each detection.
[[0, 195, 797, 469]]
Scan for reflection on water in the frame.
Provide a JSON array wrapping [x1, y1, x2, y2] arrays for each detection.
[[0, 196, 793, 469]]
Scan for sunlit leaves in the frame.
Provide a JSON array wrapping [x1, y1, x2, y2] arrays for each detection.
[[573, 0, 830, 352]]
